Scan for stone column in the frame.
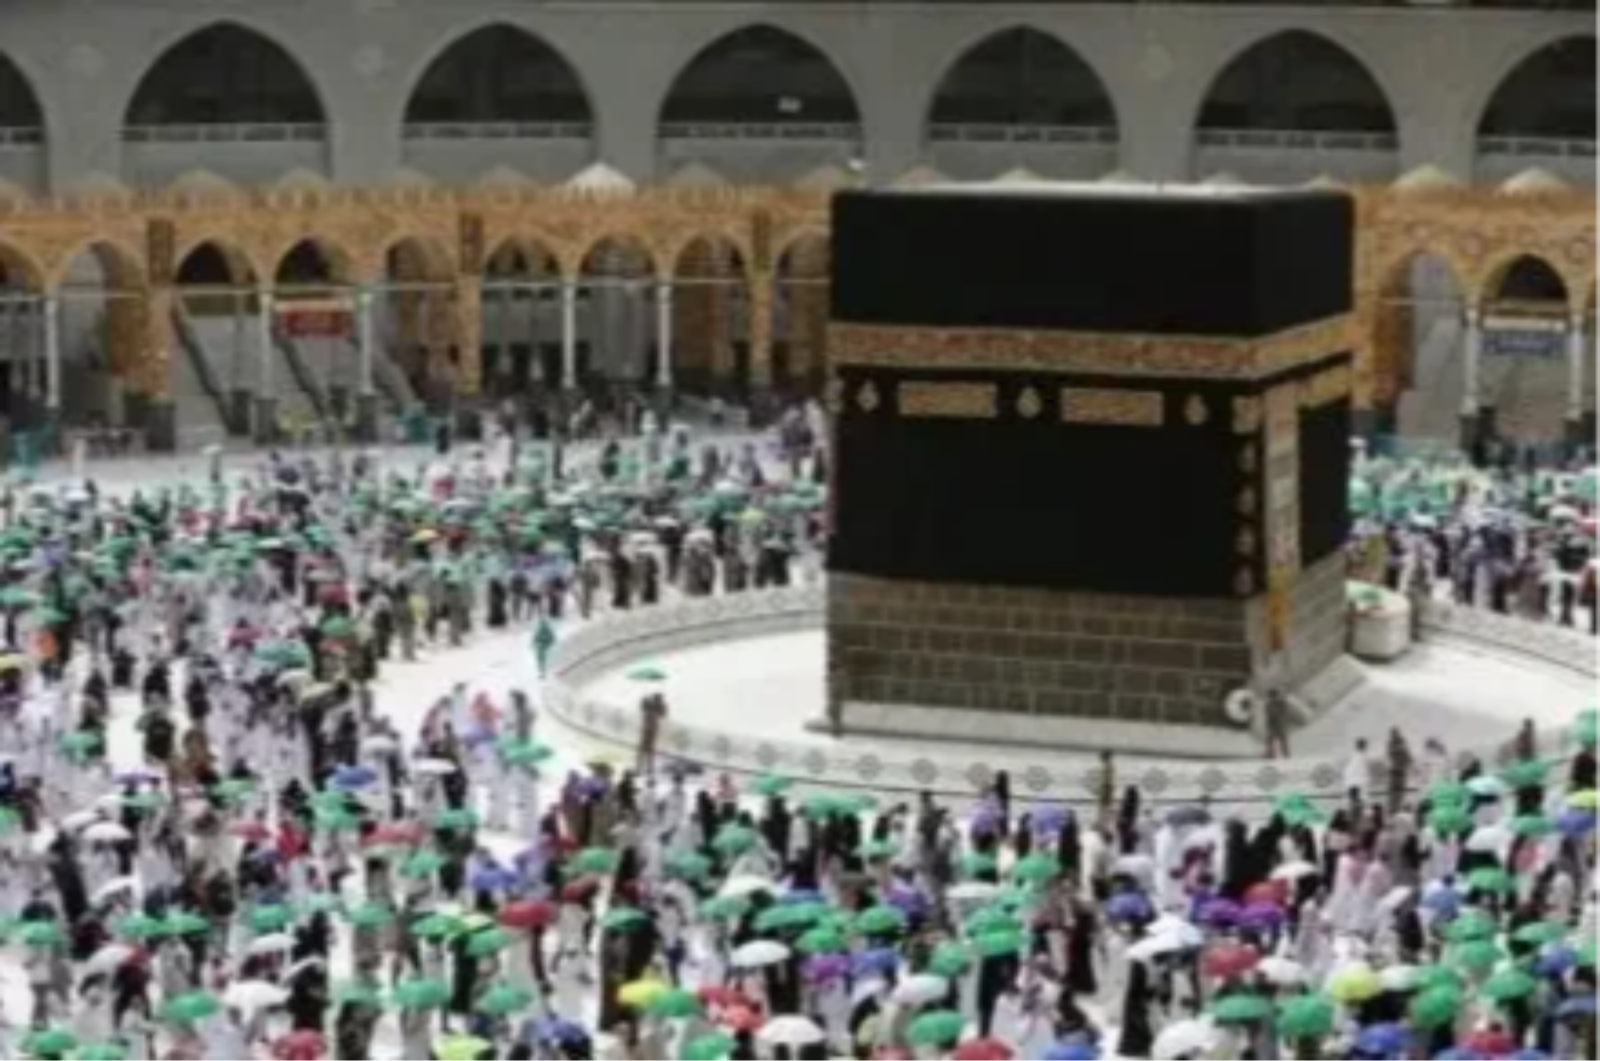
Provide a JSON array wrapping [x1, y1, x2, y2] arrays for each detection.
[[1563, 313, 1587, 450], [560, 281, 578, 391], [1460, 305, 1483, 456], [42, 294, 60, 416], [748, 272, 775, 426], [140, 287, 178, 452], [254, 289, 278, 445], [227, 291, 251, 434], [655, 282, 674, 393], [355, 286, 378, 443], [497, 285, 513, 394]]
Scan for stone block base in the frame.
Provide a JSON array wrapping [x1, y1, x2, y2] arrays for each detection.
[[829, 554, 1348, 744], [253, 396, 279, 447]]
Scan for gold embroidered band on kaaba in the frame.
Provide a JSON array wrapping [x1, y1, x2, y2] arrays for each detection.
[[828, 315, 1357, 381]]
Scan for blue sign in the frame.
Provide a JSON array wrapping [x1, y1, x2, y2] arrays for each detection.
[[1484, 327, 1563, 358]]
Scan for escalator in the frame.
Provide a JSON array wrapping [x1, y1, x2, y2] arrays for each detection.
[[273, 329, 330, 423], [170, 307, 235, 438]]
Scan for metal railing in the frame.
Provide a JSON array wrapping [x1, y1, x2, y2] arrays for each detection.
[[122, 123, 327, 144], [402, 121, 594, 142], [1478, 135, 1597, 158], [1197, 127, 1400, 152], [660, 122, 863, 142], [927, 123, 1119, 145], [0, 127, 43, 147]]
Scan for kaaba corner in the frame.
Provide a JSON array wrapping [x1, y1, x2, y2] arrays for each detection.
[[822, 184, 1358, 754]]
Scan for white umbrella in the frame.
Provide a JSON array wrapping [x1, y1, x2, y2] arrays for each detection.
[[1271, 860, 1319, 881], [1153, 1017, 1218, 1060], [362, 734, 399, 755], [757, 1015, 825, 1048], [947, 882, 1000, 903], [1127, 933, 1191, 963], [225, 980, 290, 1011], [1147, 915, 1205, 950], [84, 821, 132, 844], [1380, 964, 1421, 992], [62, 810, 103, 832], [732, 940, 791, 969], [717, 875, 775, 900], [413, 758, 458, 777], [1258, 956, 1307, 987], [247, 933, 295, 956], [84, 943, 136, 975], [1467, 776, 1506, 798], [92, 876, 140, 904], [1467, 825, 1509, 853], [891, 974, 950, 1007], [1114, 853, 1156, 877]]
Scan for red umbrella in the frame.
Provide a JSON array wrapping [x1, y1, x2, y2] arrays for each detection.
[[365, 822, 425, 847], [561, 878, 601, 903], [229, 821, 270, 842], [720, 1005, 763, 1032], [498, 899, 557, 931], [1202, 941, 1261, 979], [698, 985, 749, 1008], [272, 1029, 326, 1061], [953, 1040, 1013, 1061], [1244, 880, 1287, 907], [1465, 1030, 1515, 1056]]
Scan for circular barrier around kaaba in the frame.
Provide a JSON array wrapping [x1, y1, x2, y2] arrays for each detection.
[[541, 586, 1594, 813]]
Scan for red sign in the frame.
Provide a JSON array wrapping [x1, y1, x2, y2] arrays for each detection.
[[278, 302, 352, 339]]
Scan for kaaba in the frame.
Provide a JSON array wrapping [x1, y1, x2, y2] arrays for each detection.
[[825, 184, 1355, 749]]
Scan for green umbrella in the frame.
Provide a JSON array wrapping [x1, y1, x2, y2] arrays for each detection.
[[320, 615, 356, 639], [399, 850, 446, 879], [58, 731, 103, 761], [1427, 780, 1472, 807], [1276, 995, 1336, 1039], [1443, 909, 1499, 943], [1011, 853, 1059, 884], [210, 778, 256, 803], [71, 1043, 129, 1061], [601, 906, 650, 932], [1210, 992, 1274, 1025], [905, 1009, 966, 1048], [1272, 793, 1327, 827], [712, 825, 761, 856], [753, 773, 794, 798], [160, 910, 211, 937], [1573, 708, 1598, 749], [569, 847, 621, 876], [432, 807, 480, 833], [248, 904, 295, 933], [699, 896, 750, 922], [1451, 939, 1506, 970], [643, 986, 702, 1020], [1408, 986, 1464, 1030], [628, 665, 667, 683], [795, 926, 849, 956], [964, 906, 1021, 938], [665, 852, 712, 882], [1512, 920, 1568, 946], [1500, 758, 1553, 790], [343, 902, 395, 929], [928, 941, 974, 979], [115, 913, 164, 940], [158, 991, 221, 1024], [464, 927, 513, 957], [412, 913, 463, 940], [960, 852, 998, 878], [860, 838, 900, 862], [1467, 866, 1515, 896], [393, 977, 451, 1010], [1578, 938, 1597, 967], [474, 981, 536, 1017], [20, 920, 67, 948], [499, 739, 554, 768], [1412, 965, 1463, 994], [436, 1035, 491, 1061], [755, 903, 826, 933], [0, 586, 40, 608], [1482, 967, 1537, 1003], [681, 1033, 735, 1061], [21, 1028, 77, 1058], [971, 929, 1026, 958], [1511, 814, 1554, 838], [855, 904, 908, 937]]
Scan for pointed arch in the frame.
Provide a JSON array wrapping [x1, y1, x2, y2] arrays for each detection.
[[0, 239, 44, 292], [0, 50, 44, 134], [176, 241, 258, 288], [125, 23, 327, 127], [1478, 35, 1595, 142], [658, 24, 861, 126], [273, 238, 351, 290], [1489, 254, 1570, 306], [1198, 30, 1396, 134], [579, 236, 658, 281], [404, 24, 593, 126], [926, 27, 1117, 132], [485, 236, 563, 281]]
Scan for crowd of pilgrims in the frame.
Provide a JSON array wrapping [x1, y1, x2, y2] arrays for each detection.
[[0, 420, 1586, 1060]]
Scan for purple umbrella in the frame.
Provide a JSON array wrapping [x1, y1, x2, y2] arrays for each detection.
[[1032, 805, 1071, 835], [803, 954, 850, 983], [1557, 809, 1596, 837], [970, 800, 1003, 837], [1240, 902, 1286, 931], [885, 884, 929, 918], [853, 947, 899, 976], [1104, 891, 1153, 923], [1199, 898, 1243, 928]]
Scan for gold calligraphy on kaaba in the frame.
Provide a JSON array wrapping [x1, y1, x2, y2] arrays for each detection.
[[1016, 387, 1043, 419], [896, 382, 998, 419], [826, 316, 1356, 381], [1185, 395, 1210, 426], [1059, 388, 1164, 427], [856, 381, 880, 413], [1232, 396, 1263, 435]]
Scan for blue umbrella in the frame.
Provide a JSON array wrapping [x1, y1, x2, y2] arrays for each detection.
[[330, 764, 378, 789], [780, 889, 825, 906], [1355, 1022, 1408, 1058], [1557, 808, 1596, 836], [469, 864, 519, 892], [1031, 805, 1071, 835], [535, 1018, 588, 1046], [1433, 1051, 1486, 1061], [1508, 1051, 1551, 1060], [1558, 995, 1598, 1019], [1422, 887, 1461, 915], [852, 947, 899, 976], [1535, 945, 1578, 977], [1043, 1043, 1099, 1060], [1105, 891, 1153, 923]]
